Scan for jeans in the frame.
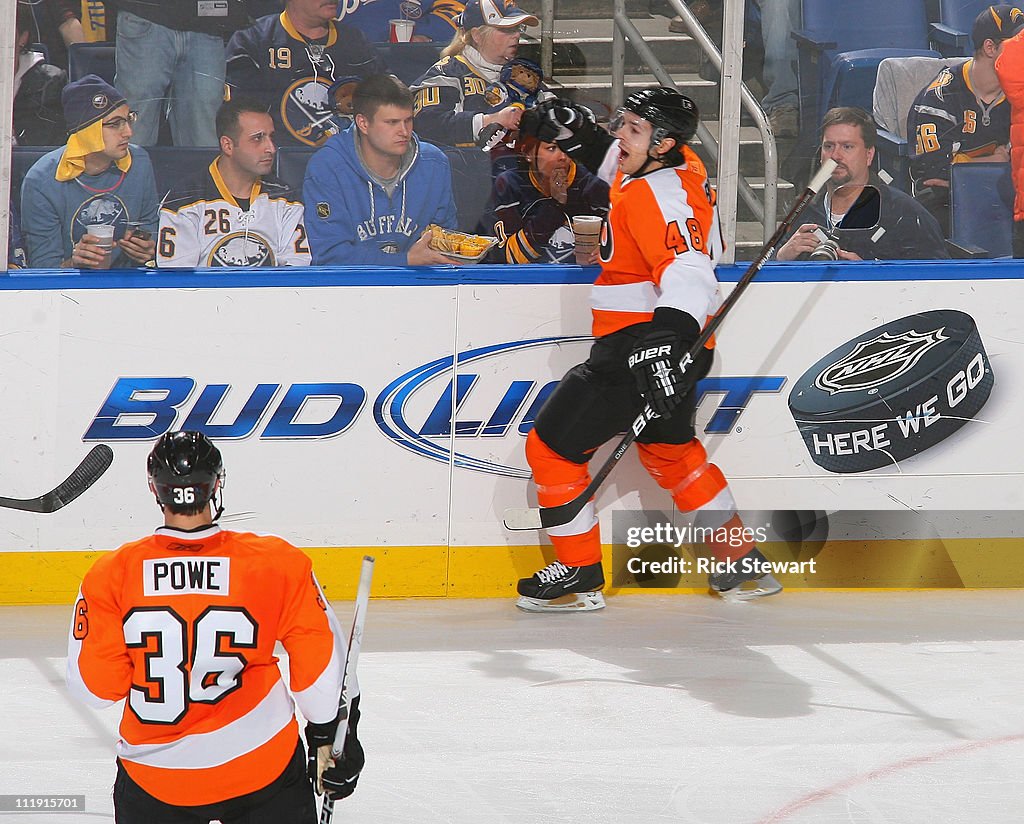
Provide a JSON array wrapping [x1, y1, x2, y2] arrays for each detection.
[[114, 10, 224, 146], [759, 0, 800, 112]]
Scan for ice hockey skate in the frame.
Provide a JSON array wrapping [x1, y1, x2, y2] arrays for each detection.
[[516, 561, 605, 612], [708, 547, 783, 603]]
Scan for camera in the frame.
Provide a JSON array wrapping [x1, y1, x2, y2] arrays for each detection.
[[808, 227, 841, 261]]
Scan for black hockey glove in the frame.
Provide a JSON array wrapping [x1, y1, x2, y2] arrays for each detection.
[[305, 695, 364, 800], [520, 98, 614, 173], [627, 308, 701, 418]]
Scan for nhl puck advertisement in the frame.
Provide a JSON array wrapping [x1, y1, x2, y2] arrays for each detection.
[[788, 310, 994, 473]]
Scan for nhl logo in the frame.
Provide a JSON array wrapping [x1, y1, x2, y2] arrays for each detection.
[[92, 93, 108, 109], [814, 327, 949, 395]]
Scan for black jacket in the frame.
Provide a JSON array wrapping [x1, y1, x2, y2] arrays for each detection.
[[777, 176, 951, 261], [14, 57, 67, 147]]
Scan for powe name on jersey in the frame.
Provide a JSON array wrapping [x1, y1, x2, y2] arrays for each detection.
[[143, 557, 230, 595]]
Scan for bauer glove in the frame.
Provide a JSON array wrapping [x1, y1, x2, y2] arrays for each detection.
[[520, 98, 613, 172], [627, 308, 701, 418], [305, 694, 364, 800]]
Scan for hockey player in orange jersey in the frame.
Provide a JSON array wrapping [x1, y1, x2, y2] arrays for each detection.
[[66, 431, 363, 822], [514, 88, 783, 612]]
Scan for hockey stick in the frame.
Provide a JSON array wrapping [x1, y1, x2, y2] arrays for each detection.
[[319, 555, 375, 824], [503, 159, 838, 531], [0, 444, 114, 514]]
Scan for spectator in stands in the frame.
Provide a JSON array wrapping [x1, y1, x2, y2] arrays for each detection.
[[303, 74, 458, 265], [158, 98, 311, 268], [776, 107, 949, 260], [488, 133, 609, 264], [410, 0, 540, 149], [21, 75, 158, 269], [227, 0, 386, 148], [995, 7, 1024, 256], [106, 0, 249, 147], [338, 0, 465, 43], [758, 0, 800, 138], [14, 5, 68, 146], [8, 199, 27, 270], [17, 0, 84, 71], [909, 5, 1021, 235]]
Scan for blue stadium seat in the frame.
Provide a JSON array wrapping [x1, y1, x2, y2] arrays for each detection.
[[930, 0, 990, 56], [145, 147, 220, 203], [275, 147, 318, 193], [794, 0, 929, 136], [949, 161, 1013, 257], [373, 42, 444, 85], [825, 48, 940, 117], [68, 42, 115, 84], [10, 146, 59, 204]]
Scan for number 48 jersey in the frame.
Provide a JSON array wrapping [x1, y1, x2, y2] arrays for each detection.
[[157, 159, 310, 268], [66, 525, 348, 806], [592, 143, 725, 339]]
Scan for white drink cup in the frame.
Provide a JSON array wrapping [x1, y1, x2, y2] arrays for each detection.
[[572, 215, 602, 264], [86, 224, 115, 269], [389, 19, 414, 42]]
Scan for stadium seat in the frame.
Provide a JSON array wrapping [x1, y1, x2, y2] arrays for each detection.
[[10, 146, 59, 204], [930, 0, 991, 56], [442, 147, 494, 234], [373, 42, 444, 85], [794, 0, 929, 138], [67, 42, 115, 84], [949, 161, 1013, 257], [145, 147, 220, 203], [275, 147, 318, 193], [873, 54, 967, 192]]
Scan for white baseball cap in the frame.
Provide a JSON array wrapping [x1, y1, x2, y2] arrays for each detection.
[[459, 0, 539, 29]]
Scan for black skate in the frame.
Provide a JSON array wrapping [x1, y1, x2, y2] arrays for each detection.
[[516, 561, 606, 612], [708, 547, 783, 602]]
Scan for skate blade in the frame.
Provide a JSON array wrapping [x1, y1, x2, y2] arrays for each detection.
[[712, 574, 783, 603], [515, 591, 606, 612]]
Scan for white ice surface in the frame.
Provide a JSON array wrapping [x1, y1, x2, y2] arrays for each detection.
[[2, 591, 1023, 823]]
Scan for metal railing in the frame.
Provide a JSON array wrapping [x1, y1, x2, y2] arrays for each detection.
[[535, 0, 779, 259]]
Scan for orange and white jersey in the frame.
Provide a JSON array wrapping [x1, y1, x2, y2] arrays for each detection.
[[593, 144, 725, 338], [66, 525, 348, 806]]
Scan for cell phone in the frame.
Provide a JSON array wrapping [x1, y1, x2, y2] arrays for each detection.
[[126, 223, 152, 241]]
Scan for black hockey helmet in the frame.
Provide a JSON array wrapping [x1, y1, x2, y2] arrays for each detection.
[[147, 431, 224, 518], [612, 87, 699, 167]]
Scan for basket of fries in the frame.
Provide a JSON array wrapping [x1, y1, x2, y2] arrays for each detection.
[[427, 224, 498, 263]]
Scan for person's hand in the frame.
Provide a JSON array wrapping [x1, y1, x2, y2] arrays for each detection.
[[549, 169, 569, 204], [483, 106, 523, 132], [991, 144, 1011, 163], [921, 177, 950, 188], [67, 234, 111, 269], [118, 229, 156, 265], [574, 244, 599, 265], [836, 248, 863, 261], [411, 34, 432, 42], [776, 223, 822, 261], [406, 230, 464, 266]]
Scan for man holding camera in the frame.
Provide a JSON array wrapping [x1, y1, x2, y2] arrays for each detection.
[[776, 107, 948, 261]]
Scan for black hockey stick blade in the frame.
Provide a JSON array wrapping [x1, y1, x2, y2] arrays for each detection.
[[503, 159, 838, 531], [0, 445, 114, 514]]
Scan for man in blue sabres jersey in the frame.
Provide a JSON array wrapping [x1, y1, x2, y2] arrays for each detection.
[[337, 0, 465, 43], [227, 0, 387, 147], [908, 4, 1022, 233]]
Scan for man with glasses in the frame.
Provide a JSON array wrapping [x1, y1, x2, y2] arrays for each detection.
[[20, 74, 158, 269]]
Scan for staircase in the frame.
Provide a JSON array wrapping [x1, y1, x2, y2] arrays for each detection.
[[518, 0, 793, 259]]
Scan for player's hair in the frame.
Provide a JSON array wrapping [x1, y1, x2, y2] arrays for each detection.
[[820, 106, 877, 150], [216, 96, 272, 143], [352, 75, 415, 120], [16, 5, 33, 41]]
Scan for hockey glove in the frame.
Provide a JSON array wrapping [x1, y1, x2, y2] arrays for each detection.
[[520, 98, 614, 173], [627, 308, 701, 418], [305, 695, 364, 800]]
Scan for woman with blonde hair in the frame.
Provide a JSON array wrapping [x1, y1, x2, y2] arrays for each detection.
[[410, 0, 540, 148]]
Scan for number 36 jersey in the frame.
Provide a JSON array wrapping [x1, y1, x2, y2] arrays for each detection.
[[157, 159, 310, 268], [66, 525, 348, 806], [593, 143, 724, 339]]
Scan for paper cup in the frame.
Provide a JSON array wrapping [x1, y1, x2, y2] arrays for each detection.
[[389, 19, 414, 42], [86, 224, 115, 268], [572, 215, 602, 264]]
